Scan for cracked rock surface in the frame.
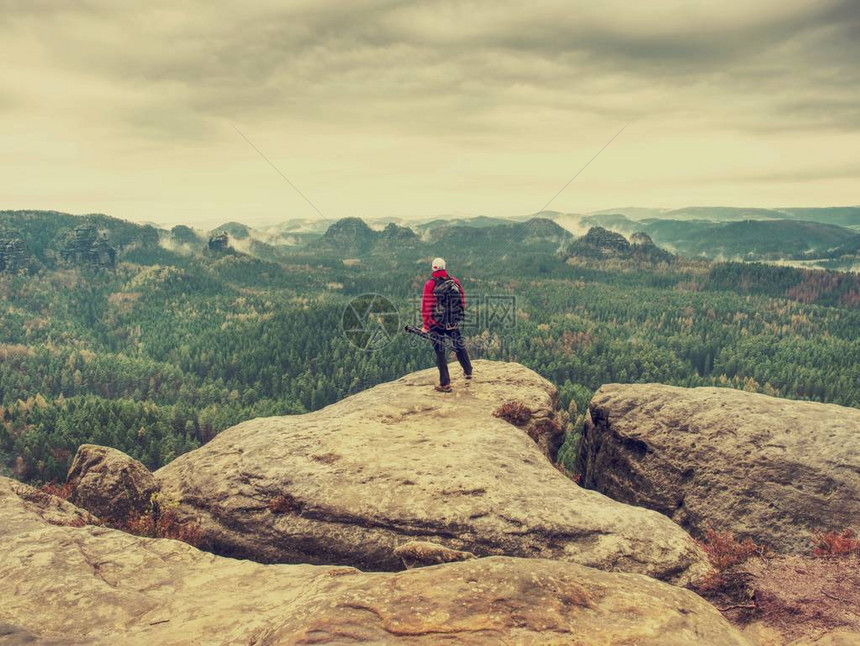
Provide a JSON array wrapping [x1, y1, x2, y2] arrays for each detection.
[[155, 360, 708, 584], [0, 476, 750, 645]]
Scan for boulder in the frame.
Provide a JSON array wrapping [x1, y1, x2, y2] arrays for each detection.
[[68, 444, 159, 523], [156, 360, 708, 584], [578, 384, 860, 552], [0, 476, 751, 645]]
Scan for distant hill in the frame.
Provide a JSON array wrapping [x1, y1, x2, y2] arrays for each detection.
[[778, 207, 860, 229], [429, 217, 572, 250], [637, 219, 716, 251], [262, 218, 330, 235], [827, 233, 860, 257], [205, 222, 323, 259], [212, 222, 254, 240], [416, 215, 516, 232], [588, 206, 860, 230], [588, 207, 668, 220], [313, 217, 378, 253], [567, 226, 631, 258], [662, 206, 785, 222], [306, 216, 570, 259], [643, 220, 856, 260], [582, 213, 859, 261], [379, 222, 419, 243], [7, 208, 859, 269], [581, 214, 640, 234], [796, 233, 860, 265], [169, 225, 204, 247], [507, 210, 567, 222], [0, 210, 159, 268], [310, 217, 421, 255]]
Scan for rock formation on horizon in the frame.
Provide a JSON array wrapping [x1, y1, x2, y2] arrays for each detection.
[[565, 226, 674, 263], [0, 476, 750, 645], [59, 224, 117, 269], [567, 226, 631, 258], [578, 383, 860, 553], [145, 360, 707, 584], [380, 222, 419, 241], [207, 231, 230, 252], [0, 230, 31, 274]]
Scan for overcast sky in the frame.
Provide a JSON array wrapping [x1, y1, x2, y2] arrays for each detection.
[[1, 0, 858, 227]]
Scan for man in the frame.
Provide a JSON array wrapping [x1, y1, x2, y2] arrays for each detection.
[[421, 257, 473, 392]]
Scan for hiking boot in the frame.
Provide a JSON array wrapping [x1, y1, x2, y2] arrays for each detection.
[[435, 384, 452, 393]]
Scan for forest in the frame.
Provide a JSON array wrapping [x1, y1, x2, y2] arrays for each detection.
[[2, 211, 860, 482]]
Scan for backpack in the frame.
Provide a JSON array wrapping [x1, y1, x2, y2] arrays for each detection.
[[433, 276, 464, 328]]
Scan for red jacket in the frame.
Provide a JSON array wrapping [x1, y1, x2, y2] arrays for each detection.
[[422, 269, 466, 328]]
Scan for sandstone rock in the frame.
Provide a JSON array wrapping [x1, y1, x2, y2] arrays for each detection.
[[68, 444, 159, 523], [630, 231, 656, 246], [630, 231, 675, 263], [0, 230, 31, 274], [565, 227, 674, 263], [579, 226, 631, 254], [802, 632, 860, 646], [0, 476, 750, 645], [156, 360, 708, 584], [207, 231, 229, 252], [380, 222, 418, 242], [742, 623, 787, 646], [59, 224, 116, 269], [493, 399, 567, 459], [578, 384, 860, 553], [566, 226, 631, 258], [393, 540, 476, 568], [741, 555, 860, 646], [4, 477, 98, 528], [732, 561, 860, 646]]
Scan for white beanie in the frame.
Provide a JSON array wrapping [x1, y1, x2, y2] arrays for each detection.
[[432, 257, 446, 271]]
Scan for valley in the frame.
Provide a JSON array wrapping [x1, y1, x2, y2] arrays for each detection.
[[2, 208, 860, 484]]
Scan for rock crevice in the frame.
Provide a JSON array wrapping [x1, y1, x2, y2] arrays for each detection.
[[0, 476, 751, 645], [578, 383, 860, 553]]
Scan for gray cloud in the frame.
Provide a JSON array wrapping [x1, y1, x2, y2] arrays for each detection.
[[707, 162, 860, 184], [0, 0, 857, 224], [5, 0, 858, 135]]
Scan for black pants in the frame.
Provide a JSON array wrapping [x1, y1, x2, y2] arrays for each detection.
[[430, 326, 472, 386]]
